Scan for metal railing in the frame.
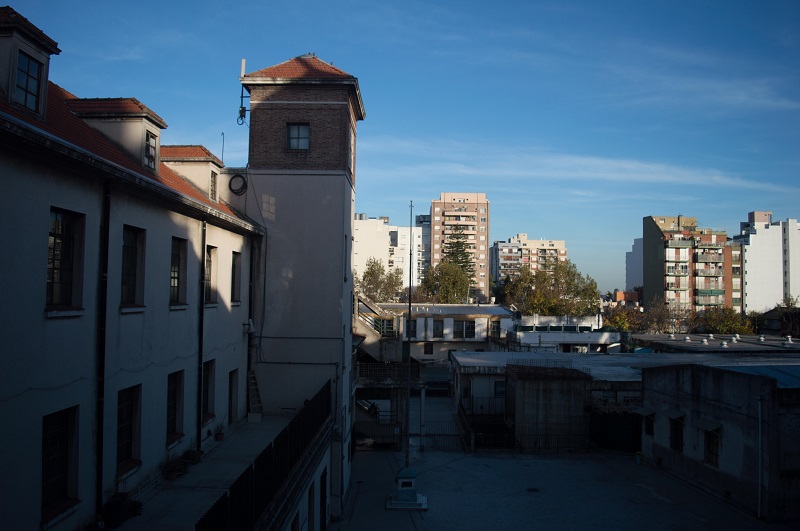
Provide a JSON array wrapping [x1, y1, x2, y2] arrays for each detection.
[[359, 313, 397, 337], [195, 380, 332, 531]]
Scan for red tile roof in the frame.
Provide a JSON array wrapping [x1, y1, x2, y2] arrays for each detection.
[[244, 53, 354, 80], [161, 145, 223, 166], [0, 82, 239, 220], [67, 97, 168, 129], [0, 6, 60, 54]]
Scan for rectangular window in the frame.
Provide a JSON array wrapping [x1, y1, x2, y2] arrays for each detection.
[[288, 123, 310, 150], [117, 385, 142, 474], [47, 208, 84, 308], [202, 360, 215, 424], [433, 320, 444, 338], [231, 251, 242, 303], [406, 318, 417, 339], [669, 416, 684, 453], [704, 428, 720, 467], [210, 171, 217, 201], [121, 226, 146, 306], [170, 238, 187, 304], [454, 320, 476, 339], [16, 50, 42, 112], [205, 246, 217, 303], [144, 130, 157, 169], [166, 371, 184, 445], [490, 320, 500, 338], [423, 342, 433, 355], [42, 406, 79, 519]]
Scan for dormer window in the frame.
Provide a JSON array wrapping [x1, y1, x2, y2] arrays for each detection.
[[144, 130, 157, 169], [15, 51, 43, 112]]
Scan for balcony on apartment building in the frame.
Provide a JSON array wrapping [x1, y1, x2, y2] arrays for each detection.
[[665, 240, 693, 248], [696, 253, 723, 263], [125, 380, 333, 531], [695, 295, 725, 306], [665, 266, 690, 276], [665, 280, 690, 290], [695, 267, 723, 277]]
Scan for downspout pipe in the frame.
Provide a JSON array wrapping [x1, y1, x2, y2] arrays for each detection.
[[95, 182, 111, 514], [196, 220, 207, 450]]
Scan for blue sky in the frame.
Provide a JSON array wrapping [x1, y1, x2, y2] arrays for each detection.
[[21, 0, 800, 292]]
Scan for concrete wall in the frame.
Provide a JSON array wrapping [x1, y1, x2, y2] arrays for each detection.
[[506, 367, 592, 450], [641, 364, 798, 521]]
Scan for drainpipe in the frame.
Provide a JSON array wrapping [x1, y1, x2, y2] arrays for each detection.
[[196, 221, 207, 450], [757, 395, 763, 519], [95, 182, 111, 514]]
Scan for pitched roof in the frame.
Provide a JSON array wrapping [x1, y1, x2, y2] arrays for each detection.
[[161, 145, 223, 166], [66, 97, 168, 129], [0, 82, 241, 222], [244, 53, 354, 80], [0, 6, 60, 54]]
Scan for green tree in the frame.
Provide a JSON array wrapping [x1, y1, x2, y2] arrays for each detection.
[[419, 262, 471, 304], [504, 260, 599, 316], [355, 258, 403, 302], [697, 307, 753, 335], [604, 305, 644, 332], [442, 225, 475, 279]]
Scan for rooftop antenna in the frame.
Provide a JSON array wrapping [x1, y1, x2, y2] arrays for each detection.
[[238, 58, 249, 125], [220, 132, 224, 164]]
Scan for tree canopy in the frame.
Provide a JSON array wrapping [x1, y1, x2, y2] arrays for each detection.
[[418, 261, 471, 304], [503, 260, 599, 316], [354, 258, 403, 302], [441, 225, 475, 279]]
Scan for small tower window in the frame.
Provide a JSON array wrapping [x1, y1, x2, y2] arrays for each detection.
[[287, 123, 310, 150], [210, 172, 217, 201], [15, 51, 43, 112]]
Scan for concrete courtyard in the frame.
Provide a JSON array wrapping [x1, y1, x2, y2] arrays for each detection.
[[335, 396, 796, 531]]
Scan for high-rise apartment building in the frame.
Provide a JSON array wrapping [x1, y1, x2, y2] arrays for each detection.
[[430, 192, 490, 298], [642, 215, 732, 312], [490, 234, 568, 286], [732, 211, 800, 313], [353, 214, 427, 288]]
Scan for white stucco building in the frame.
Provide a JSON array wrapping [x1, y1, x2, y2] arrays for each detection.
[[733, 211, 800, 313], [353, 214, 427, 287], [0, 8, 260, 529]]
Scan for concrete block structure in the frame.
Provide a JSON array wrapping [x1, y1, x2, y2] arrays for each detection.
[[640, 364, 800, 521], [491, 234, 568, 287]]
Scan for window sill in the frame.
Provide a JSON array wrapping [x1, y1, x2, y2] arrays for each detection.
[[170, 304, 189, 312], [42, 498, 81, 529], [204, 303, 218, 309], [45, 308, 84, 319], [116, 459, 142, 480], [120, 305, 146, 314], [231, 301, 241, 307], [166, 432, 185, 449]]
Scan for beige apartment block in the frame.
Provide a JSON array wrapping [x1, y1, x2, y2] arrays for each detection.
[[430, 192, 490, 299], [642, 215, 733, 313], [491, 234, 568, 286]]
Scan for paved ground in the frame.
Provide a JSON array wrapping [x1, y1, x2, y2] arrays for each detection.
[[336, 395, 796, 531], [333, 448, 797, 531]]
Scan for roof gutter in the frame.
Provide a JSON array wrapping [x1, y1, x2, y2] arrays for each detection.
[[1, 112, 263, 236]]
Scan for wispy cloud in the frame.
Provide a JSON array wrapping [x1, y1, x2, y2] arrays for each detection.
[[359, 136, 795, 194]]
